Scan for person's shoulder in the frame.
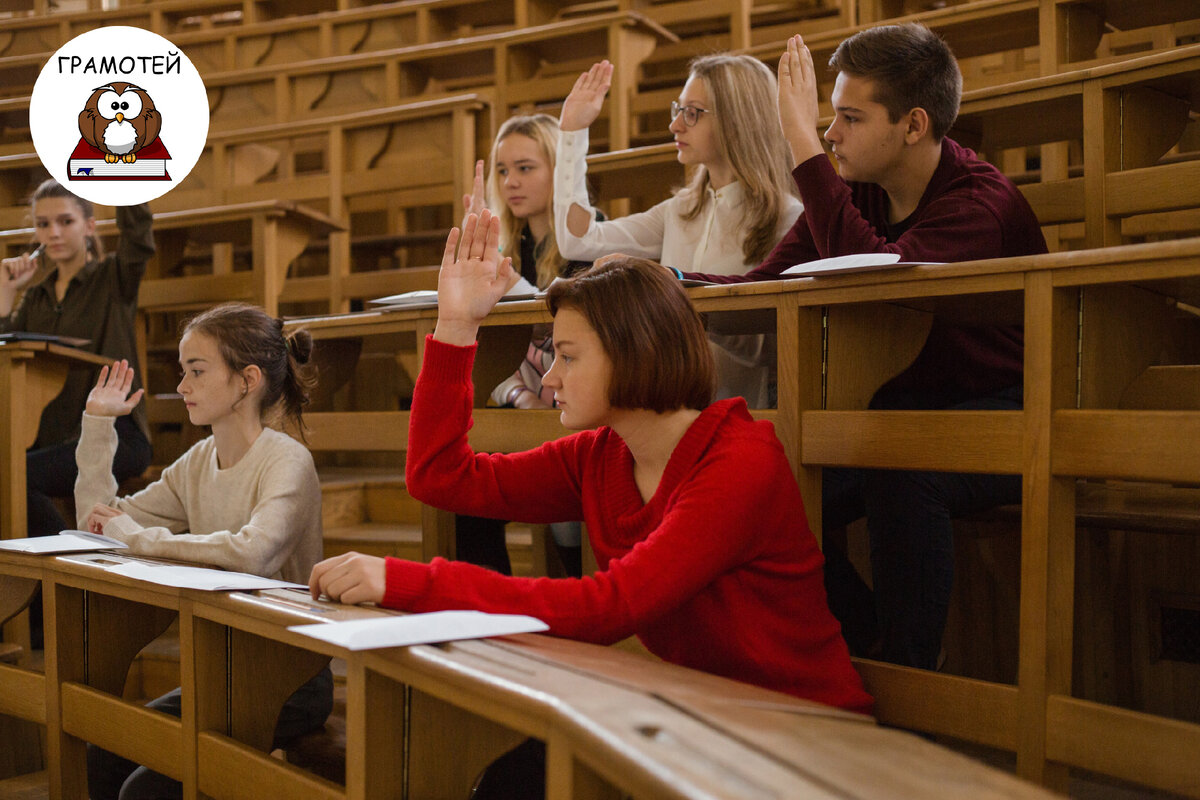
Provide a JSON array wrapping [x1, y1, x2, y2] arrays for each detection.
[[701, 399, 790, 465], [260, 428, 315, 460]]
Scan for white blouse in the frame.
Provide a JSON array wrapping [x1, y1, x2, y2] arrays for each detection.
[[554, 128, 803, 276]]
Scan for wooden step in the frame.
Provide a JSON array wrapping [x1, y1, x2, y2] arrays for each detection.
[[0, 770, 48, 800], [323, 522, 424, 561], [319, 469, 420, 528]]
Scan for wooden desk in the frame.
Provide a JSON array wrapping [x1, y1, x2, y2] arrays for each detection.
[[0, 340, 113, 663], [0, 550, 1059, 799], [286, 237, 1200, 796]]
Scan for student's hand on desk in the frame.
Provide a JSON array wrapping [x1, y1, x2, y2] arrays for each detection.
[[434, 210, 517, 346], [559, 60, 612, 132], [309, 551, 386, 605], [85, 359, 144, 417], [777, 35, 825, 165], [86, 504, 123, 534], [462, 159, 487, 221]]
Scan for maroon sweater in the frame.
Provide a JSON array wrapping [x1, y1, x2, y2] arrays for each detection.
[[688, 139, 1047, 402], [393, 337, 873, 714]]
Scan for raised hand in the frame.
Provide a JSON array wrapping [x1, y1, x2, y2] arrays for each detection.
[[434, 210, 517, 346], [462, 159, 488, 221], [559, 60, 613, 132], [777, 35, 824, 164], [309, 551, 387, 605], [85, 359, 144, 417]]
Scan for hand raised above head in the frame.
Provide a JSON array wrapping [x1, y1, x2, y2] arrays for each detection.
[[559, 60, 613, 132], [434, 209, 517, 346], [85, 359, 144, 417], [461, 159, 487, 221], [777, 35, 824, 164]]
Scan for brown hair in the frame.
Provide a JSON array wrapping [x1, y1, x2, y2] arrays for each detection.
[[182, 303, 316, 434], [30, 178, 104, 260], [487, 114, 568, 289], [675, 54, 797, 265], [829, 23, 962, 141], [546, 256, 715, 413]]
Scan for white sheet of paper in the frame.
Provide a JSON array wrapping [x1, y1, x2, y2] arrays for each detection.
[[104, 561, 305, 591], [288, 610, 549, 650], [367, 290, 438, 307], [0, 530, 128, 554], [781, 252, 904, 276]]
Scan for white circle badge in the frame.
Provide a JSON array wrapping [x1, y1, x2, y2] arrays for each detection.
[[30, 26, 209, 205]]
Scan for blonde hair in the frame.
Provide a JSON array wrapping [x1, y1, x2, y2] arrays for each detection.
[[675, 54, 797, 266], [486, 114, 568, 289]]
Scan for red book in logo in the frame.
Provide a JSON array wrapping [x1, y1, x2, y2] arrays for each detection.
[[67, 137, 171, 181]]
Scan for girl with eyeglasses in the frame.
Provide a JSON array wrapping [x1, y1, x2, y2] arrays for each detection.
[[555, 55, 801, 406], [555, 55, 800, 277]]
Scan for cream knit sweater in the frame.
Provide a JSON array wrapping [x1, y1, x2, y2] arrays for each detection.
[[74, 413, 322, 584]]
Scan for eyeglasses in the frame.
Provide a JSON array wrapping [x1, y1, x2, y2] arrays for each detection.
[[670, 101, 710, 127]]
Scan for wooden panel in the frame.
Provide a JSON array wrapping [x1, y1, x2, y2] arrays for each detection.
[[198, 731, 344, 800], [305, 411, 410, 451], [801, 411, 1023, 473], [60, 683, 182, 779], [1045, 695, 1200, 797], [1053, 410, 1200, 483], [854, 659, 1020, 751], [0, 663, 44, 723]]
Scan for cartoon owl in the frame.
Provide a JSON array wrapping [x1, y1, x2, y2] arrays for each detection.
[[78, 83, 161, 164]]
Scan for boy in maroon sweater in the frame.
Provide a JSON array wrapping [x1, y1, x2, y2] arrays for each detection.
[[690, 24, 1048, 670]]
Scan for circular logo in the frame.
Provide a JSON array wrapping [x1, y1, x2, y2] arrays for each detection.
[[29, 26, 209, 205]]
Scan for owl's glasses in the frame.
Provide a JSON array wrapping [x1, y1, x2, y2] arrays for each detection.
[[670, 101, 710, 127]]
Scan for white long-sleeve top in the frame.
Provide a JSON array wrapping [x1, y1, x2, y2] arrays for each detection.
[[553, 128, 803, 275], [74, 413, 322, 583]]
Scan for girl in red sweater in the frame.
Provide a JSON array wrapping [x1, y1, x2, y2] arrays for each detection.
[[310, 210, 871, 715]]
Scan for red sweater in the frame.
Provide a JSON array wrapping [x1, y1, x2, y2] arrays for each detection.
[[395, 337, 873, 714], [688, 139, 1048, 402]]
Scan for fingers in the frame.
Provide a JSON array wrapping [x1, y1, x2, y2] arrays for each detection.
[[308, 551, 354, 600], [95, 364, 110, 389], [441, 226, 462, 270], [461, 213, 480, 259], [483, 212, 502, 264], [473, 159, 485, 191]]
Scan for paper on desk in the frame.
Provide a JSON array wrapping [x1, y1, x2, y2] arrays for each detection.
[[288, 610, 549, 650], [0, 530, 128, 554], [103, 560, 306, 591]]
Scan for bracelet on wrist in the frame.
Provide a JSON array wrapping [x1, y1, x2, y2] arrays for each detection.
[[507, 386, 533, 405]]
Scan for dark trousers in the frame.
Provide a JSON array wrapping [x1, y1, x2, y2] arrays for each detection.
[[456, 515, 513, 575], [821, 386, 1023, 671], [87, 666, 334, 800], [27, 414, 152, 538]]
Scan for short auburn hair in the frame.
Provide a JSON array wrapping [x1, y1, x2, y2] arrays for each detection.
[[545, 256, 715, 413], [829, 23, 962, 141]]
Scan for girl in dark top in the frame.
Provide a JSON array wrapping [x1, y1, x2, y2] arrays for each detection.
[[458, 114, 591, 576], [0, 179, 154, 547]]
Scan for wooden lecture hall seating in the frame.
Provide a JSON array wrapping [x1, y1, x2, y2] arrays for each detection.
[[2, 0, 1199, 797]]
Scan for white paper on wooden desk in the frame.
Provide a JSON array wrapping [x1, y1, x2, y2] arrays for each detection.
[[781, 252, 944, 277], [0, 530, 128, 554], [103, 560, 306, 591], [288, 610, 549, 650], [367, 290, 439, 308]]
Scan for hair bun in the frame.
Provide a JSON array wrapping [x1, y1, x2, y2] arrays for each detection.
[[288, 330, 314, 365]]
